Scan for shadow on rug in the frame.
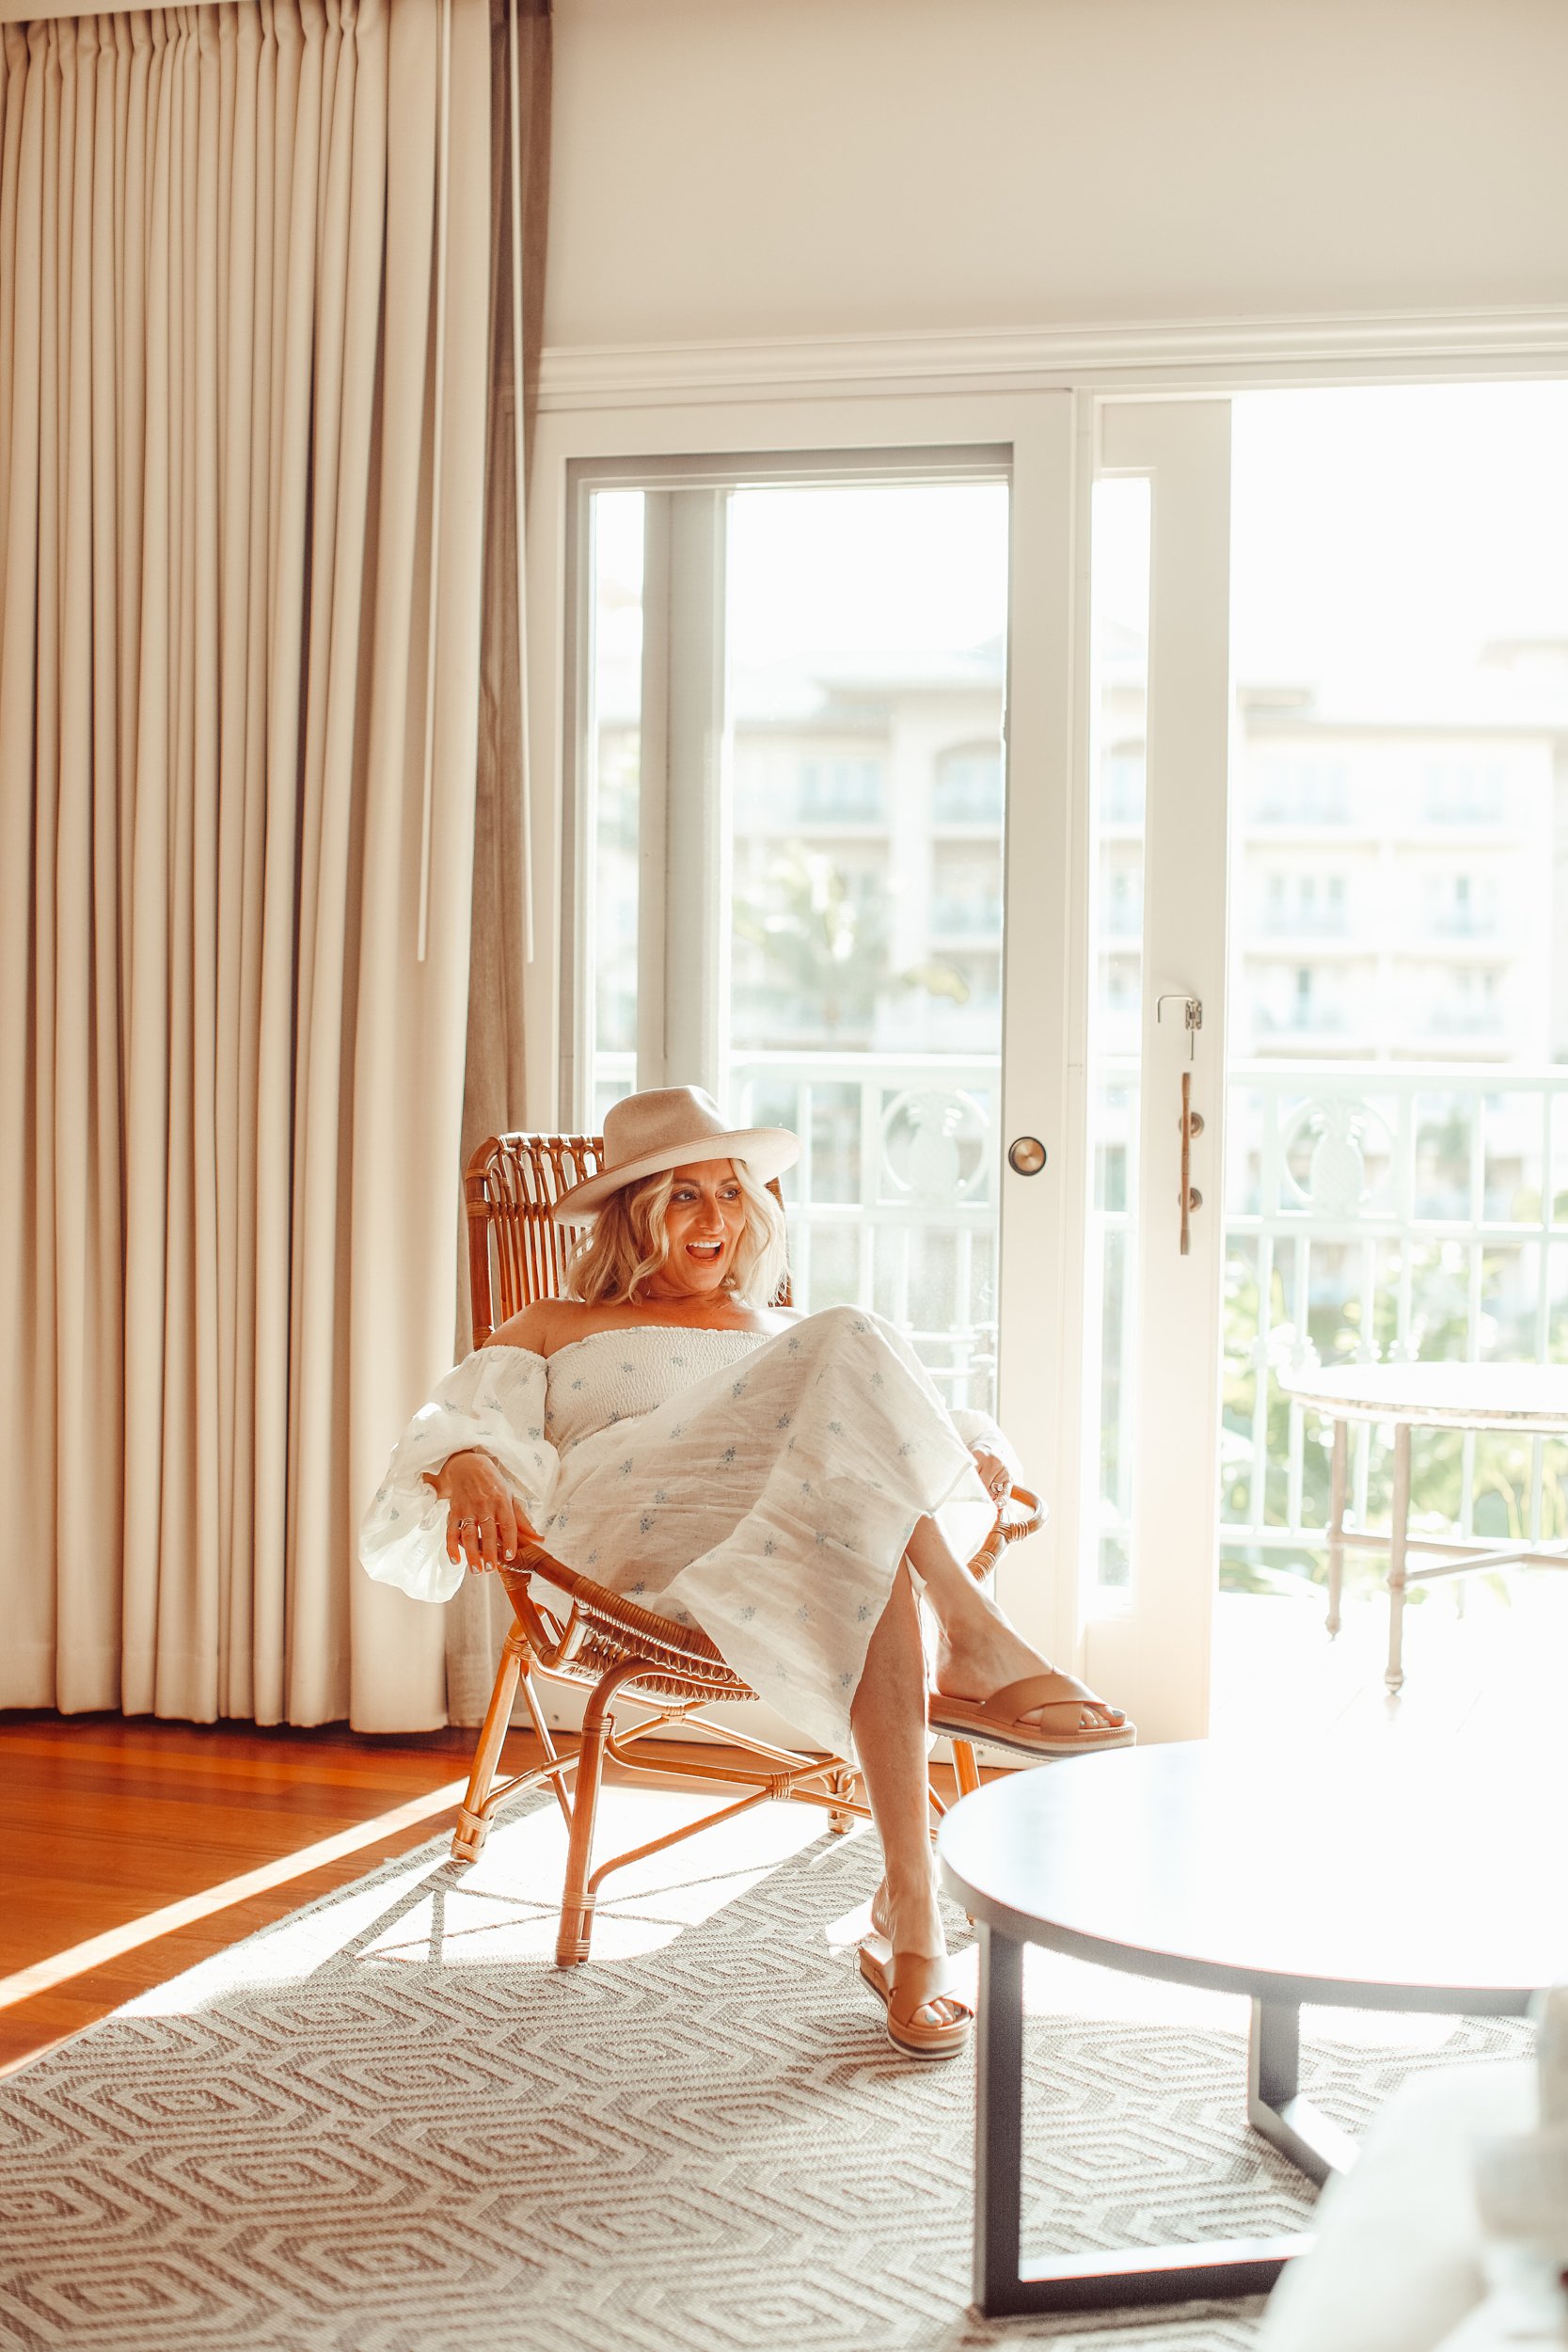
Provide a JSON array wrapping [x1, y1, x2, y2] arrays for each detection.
[[0, 1790, 1531, 2352]]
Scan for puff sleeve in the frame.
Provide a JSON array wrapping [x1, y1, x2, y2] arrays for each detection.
[[947, 1405, 1024, 1486], [358, 1346, 557, 1606]]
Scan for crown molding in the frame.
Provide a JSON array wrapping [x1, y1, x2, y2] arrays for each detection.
[[536, 306, 1568, 413]]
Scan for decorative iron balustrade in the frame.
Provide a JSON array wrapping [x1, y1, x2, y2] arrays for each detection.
[[597, 1050, 1568, 1594], [1210, 1062, 1568, 1589], [727, 1050, 1002, 1418], [1089, 1062, 1568, 1593], [593, 1051, 1003, 1415]]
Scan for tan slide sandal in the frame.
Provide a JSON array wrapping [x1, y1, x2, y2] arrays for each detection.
[[928, 1670, 1136, 1761], [858, 1935, 974, 2061]]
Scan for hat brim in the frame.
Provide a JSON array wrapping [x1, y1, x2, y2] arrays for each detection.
[[550, 1128, 800, 1222]]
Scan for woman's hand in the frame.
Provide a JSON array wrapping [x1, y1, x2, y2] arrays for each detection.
[[970, 1444, 1012, 1507], [424, 1450, 535, 1572]]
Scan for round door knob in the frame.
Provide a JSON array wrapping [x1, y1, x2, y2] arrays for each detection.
[[1007, 1136, 1047, 1177]]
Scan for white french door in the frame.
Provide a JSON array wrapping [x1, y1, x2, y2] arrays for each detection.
[[531, 392, 1083, 1738], [1076, 402, 1235, 1745]]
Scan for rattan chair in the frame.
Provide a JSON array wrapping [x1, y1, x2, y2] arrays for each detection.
[[450, 1129, 1044, 1965]]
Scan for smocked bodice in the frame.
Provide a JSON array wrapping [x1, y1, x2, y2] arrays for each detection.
[[544, 1325, 770, 1455]]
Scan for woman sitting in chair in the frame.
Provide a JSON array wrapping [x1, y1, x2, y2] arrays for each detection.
[[361, 1086, 1132, 2061]]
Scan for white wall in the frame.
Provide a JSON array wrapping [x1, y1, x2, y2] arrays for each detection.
[[545, 0, 1568, 352]]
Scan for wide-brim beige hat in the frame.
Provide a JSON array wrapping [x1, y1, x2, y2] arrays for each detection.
[[551, 1085, 800, 1221]]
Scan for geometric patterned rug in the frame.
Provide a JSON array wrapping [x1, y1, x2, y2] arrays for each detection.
[[0, 1786, 1532, 2352]]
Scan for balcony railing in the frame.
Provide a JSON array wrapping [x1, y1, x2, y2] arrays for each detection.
[[598, 1049, 1568, 1588], [1092, 1059, 1568, 1594], [727, 1049, 1002, 1415], [1218, 1060, 1568, 1581], [595, 1047, 1003, 1412]]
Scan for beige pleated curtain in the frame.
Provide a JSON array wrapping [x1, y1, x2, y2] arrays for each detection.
[[0, 0, 536, 1729]]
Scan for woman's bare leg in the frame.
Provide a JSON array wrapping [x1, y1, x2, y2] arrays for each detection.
[[905, 1512, 1122, 1731], [849, 1563, 964, 2022]]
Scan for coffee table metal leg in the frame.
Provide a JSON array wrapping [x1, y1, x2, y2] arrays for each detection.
[[1247, 1997, 1360, 2185], [971, 1925, 1311, 2316], [974, 1922, 1024, 2310]]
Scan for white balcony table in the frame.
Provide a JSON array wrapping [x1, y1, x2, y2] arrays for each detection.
[[1277, 1361, 1568, 1692]]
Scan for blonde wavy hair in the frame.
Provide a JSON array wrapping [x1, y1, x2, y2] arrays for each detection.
[[564, 1158, 788, 1308]]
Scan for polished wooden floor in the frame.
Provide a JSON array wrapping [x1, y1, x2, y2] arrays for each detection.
[[0, 1712, 492, 2074], [0, 1711, 978, 2079]]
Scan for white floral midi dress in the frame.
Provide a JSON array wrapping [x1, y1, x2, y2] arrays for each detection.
[[360, 1304, 1013, 1754]]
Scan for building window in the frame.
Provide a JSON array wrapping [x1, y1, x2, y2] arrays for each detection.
[[798, 756, 886, 822], [933, 745, 1003, 824], [1422, 759, 1506, 825], [1250, 755, 1351, 825]]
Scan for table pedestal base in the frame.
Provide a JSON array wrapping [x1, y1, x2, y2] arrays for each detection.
[[973, 1930, 1325, 2316], [1247, 1995, 1361, 2185]]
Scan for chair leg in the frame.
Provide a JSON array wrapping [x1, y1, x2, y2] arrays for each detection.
[[556, 1677, 625, 1967], [451, 1628, 529, 1864], [951, 1737, 982, 1801], [555, 1727, 609, 1966], [827, 1764, 858, 1833], [556, 1655, 665, 1965]]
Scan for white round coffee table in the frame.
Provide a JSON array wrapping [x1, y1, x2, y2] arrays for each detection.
[[938, 1741, 1568, 2319]]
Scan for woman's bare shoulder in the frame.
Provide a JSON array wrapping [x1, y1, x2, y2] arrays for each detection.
[[491, 1297, 621, 1357], [486, 1299, 552, 1355]]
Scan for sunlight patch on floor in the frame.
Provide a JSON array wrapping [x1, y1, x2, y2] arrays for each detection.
[[122, 1851, 455, 2016], [361, 1785, 835, 1967], [126, 1782, 845, 2010], [1209, 1573, 1568, 1753]]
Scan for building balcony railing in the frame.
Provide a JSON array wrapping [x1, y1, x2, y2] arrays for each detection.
[[798, 792, 887, 824], [928, 896, 1004, 937], [1427, 914, 1502, 940], [1250, 795, 1351, 826], [1254, 1005, 1351, 1035], [1423, 1007, 1507, 1036], [1256, 914, 1351, 941], [932, 784, 1004, 824]]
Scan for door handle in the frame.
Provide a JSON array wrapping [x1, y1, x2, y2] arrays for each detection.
[[1179, 1071, 1204, 1255], [1158, 994, 1205, 1255]]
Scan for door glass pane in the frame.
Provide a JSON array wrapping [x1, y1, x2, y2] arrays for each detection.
[[1223, 383, 1568, 1604], [584, 489, 645, 1128], [1083, 479, 1151, 1596], [723, 482, 1010, 1410]]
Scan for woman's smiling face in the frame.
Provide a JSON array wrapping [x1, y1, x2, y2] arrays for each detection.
[[651, 1159, 746, 1297]]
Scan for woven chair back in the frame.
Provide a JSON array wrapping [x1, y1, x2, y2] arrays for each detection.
[[464, 1132, 791, 1343]]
